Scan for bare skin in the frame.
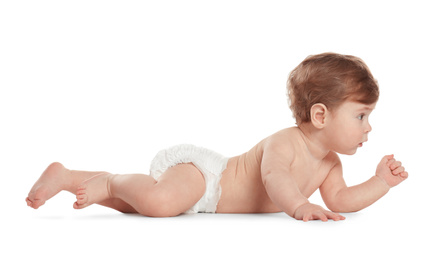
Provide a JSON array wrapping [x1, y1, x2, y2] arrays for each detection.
[[26, 162, 137, 213], [26, 162, 205, 216], [26, 162, 72, 210], [26, 101, 408, 221]]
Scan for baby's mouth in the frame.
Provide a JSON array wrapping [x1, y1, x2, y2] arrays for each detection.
[[358, 139, 368, 147]]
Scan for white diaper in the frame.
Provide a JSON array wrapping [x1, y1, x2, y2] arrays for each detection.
[[149, 144, 229, 213]]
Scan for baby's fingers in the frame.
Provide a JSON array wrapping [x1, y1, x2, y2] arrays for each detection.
[[389, 160, 401, 171], [308, 211, 345, 222], [304, 212, 328, 222], [386, 158, 395, 167], [318, 212, 329, 222], [391, 165, 405, 175], [302, 212, 313, 222], [325, 211, 345, 221]]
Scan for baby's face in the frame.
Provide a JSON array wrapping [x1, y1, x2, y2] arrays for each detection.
[[325, 101, 376, 155]]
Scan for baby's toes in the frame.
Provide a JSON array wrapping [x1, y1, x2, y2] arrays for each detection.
[[25, 197, 38, 208], [73, 195, 88, 209], [77, 193, 87, 203], [74, 186, 88, 209], [26, 197, 32, 207], [26, 191, 46, 209]]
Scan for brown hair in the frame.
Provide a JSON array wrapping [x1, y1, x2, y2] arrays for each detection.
[[287, 52, 379, 125]]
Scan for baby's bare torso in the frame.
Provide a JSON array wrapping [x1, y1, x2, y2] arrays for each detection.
[[216, 128, 336, 213]]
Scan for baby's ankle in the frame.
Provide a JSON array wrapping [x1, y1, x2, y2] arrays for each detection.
[[106, 174, 117, 199]]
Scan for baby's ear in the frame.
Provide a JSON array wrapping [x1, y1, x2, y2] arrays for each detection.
[[310, 103, 328, 129]]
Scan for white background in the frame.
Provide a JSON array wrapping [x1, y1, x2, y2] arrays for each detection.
[[1, 0, 431, 259]]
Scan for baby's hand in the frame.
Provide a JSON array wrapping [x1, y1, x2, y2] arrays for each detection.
[[293, 203, 345, 222], [376, 155, 408, 188]]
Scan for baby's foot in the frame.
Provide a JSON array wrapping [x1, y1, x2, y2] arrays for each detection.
[[73, 173, 113, 209], [26, 162, 69, 209]]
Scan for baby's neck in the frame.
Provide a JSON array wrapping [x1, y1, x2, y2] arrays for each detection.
[[297, 124, 331, 161]]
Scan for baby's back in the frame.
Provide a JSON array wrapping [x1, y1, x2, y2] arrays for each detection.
[[216, 138, 281, 213]]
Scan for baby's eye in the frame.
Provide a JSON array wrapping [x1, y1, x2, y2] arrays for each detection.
[[357, 114, 365, 120]]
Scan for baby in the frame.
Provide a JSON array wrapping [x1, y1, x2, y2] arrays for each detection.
[[26, 53, 408, 221]]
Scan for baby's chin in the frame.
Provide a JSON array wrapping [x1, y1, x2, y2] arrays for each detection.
[[335, 147, 358, 155]]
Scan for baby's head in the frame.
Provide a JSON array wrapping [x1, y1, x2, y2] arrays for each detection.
[[287, 53, 379, 125]]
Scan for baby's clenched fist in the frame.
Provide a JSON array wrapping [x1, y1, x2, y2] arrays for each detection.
[[376, 155, 408, 188]]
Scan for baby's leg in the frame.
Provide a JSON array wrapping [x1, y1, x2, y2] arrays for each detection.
[[74, 163, 206, 217], [26, 162, 135, 213]]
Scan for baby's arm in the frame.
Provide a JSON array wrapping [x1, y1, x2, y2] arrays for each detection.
[[320, 154, 408, 213], [261, 136, 344, 221]]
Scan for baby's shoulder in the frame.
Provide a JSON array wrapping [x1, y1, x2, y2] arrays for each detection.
[[263, 127, 302, 145], [261, 127, 302, 154]]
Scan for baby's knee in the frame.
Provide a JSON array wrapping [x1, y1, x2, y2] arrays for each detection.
[[137, 189, 180, 217]]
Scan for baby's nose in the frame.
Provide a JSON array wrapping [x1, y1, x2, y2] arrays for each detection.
[[365, 122, 372, 133]]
